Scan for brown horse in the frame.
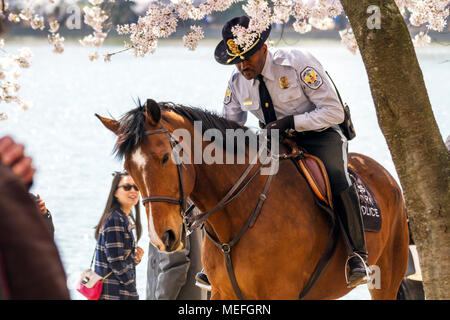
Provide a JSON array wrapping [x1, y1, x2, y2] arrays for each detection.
[[96, 99, 409, 300]]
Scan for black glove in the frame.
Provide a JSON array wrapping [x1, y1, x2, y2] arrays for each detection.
[[265, 115, 294, 137]]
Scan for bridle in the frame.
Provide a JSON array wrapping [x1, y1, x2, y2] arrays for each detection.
[[139, 122, 273, 234], [140, 124, 195, 230]]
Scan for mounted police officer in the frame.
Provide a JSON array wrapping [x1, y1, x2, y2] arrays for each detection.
[[196, 16, 370, 290]]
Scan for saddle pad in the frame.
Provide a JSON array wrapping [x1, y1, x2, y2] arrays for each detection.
[[348, 168, 382, 232]]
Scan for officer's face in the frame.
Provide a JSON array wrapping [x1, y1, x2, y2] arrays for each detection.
[[236, 44, 267, 80]]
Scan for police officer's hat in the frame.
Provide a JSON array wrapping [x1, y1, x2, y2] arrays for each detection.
[[214, 16, 271, 65]]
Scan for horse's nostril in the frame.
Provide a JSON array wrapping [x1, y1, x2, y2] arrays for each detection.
[[162, 230, 176, 250]]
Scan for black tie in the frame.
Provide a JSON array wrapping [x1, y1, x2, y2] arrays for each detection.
[[257, 74, 277, 125]]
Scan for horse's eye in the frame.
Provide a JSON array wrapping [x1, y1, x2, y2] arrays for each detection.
[[162, 153, 170, 165]]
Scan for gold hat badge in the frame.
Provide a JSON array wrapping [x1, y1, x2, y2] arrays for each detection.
[[225, 35, 261, 64], [227, 39, 241, 55]]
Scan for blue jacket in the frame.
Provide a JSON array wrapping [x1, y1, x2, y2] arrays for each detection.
[[95, 209, 138, 300]]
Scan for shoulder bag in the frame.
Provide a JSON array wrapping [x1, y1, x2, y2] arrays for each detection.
[[76, 249, 131, 300]]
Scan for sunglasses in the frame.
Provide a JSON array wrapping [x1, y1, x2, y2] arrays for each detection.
[[118, 184, 139, 192]]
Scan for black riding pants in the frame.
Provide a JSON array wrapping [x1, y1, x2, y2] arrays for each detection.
[[294, 127, 352, 198]]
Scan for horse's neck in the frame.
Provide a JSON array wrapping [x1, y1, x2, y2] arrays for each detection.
[[188, 142, 259, 242], [169, 118, 266, 242], [172, 121, 254, 209], [190, 148, 253, 204], [192, 161, 262, 242]]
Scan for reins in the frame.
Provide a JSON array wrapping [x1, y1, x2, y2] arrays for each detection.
[[141, 124, 273, 235], [186, 141, 272, 232]]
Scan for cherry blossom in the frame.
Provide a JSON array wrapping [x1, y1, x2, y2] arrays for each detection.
[[49, 20, 60, 33], [83, 5, 108, 33], [293, 19, 312, 34], [183, 25, 205, 51], [339, 28, 358, 54], [48, 33, 65, 53], [30, 15, 45, 30], [0, 0, 447, 61], [0, 40, 33, 115], [412, 31, 432, 47]]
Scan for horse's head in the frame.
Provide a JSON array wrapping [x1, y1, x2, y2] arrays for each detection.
[[96, 99, 195, 252]]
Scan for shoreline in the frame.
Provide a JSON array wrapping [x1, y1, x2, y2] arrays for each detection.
[[3, 35, 449, 50]]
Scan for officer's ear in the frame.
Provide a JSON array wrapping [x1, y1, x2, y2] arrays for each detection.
[[145, 99, 161, 125], [262, 44, 268, 56]]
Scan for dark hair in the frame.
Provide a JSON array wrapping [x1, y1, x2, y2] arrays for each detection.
[[94, 171, 142, 241]]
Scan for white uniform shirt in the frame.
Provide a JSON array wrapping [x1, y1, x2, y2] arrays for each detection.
[[222, 49, 345, 132]]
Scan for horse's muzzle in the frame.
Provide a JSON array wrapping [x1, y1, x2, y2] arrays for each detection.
[[161, 227, 185, 252]]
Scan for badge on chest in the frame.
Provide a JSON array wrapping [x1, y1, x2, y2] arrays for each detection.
[[279, 76, 290, 89]]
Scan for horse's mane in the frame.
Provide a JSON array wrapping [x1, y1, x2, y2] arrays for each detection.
[[113, 99, 254, 160]]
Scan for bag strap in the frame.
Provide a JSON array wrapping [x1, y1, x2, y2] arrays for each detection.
[[325, 71, 345, 107], [89, 248, 96, 269]]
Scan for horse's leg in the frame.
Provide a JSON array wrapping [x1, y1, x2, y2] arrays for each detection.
[[369, 223, 409, 300]]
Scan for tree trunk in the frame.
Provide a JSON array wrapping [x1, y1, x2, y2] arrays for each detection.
[[340, 0, 449, 299]]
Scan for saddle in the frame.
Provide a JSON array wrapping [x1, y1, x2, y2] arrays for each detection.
[[284, 140, 382, 233], [297, 152, 334, 208]]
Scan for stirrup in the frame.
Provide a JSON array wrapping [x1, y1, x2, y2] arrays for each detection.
[[344, 252, 371, 288]]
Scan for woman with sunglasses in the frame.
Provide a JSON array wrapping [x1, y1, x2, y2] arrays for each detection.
[[94, 171, 144, 300]]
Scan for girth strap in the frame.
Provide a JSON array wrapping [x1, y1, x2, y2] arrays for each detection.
[[291, 158, 340, 299], [298, 198, 339, 299]]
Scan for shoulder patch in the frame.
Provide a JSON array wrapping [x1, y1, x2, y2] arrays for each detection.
[[224, 86, 232, 105], [301, 66, 323, 90]]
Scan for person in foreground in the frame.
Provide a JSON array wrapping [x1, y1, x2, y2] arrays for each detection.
[[94, 171, 144, 300], [196, 16, 370, 290], [0, 136, 69, 299]]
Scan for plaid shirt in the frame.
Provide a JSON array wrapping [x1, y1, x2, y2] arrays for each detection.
[[95, 210, 138, 300]]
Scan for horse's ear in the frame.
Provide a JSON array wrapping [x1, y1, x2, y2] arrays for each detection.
[[95, 113, 120, 135], [145, 99, 161, 125]]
